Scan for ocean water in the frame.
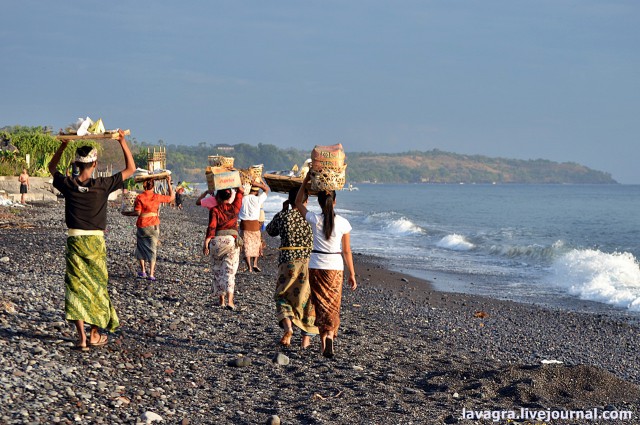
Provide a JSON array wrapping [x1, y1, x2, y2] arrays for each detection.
[[259, 183, 640, 316]]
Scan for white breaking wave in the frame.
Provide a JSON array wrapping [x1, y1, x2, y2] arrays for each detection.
[[384, 217, 424, 235], [437, 234, 474, 251], [551, 249, 640, 311]]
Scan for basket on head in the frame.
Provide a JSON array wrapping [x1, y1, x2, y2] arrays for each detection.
[[311, 144, 345, 172], [309, 164, 347, 192], [249, 164, 264, 181], [121, 191, 138, 214], [238, 168, 252, 186], [208, 155, 235, 169]]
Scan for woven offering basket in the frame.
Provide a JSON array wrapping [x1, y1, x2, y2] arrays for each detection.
[[309, 164, 347, 192], [121, 191, 138, 214], [208, 155, 235, 169], [238, 168, 252, 186], [311, 143, 346, 171], [249, 164, 264, 181]]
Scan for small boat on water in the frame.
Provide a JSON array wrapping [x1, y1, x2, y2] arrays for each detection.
[[263, 171, 308, 194], [338, 183, 359, 191]]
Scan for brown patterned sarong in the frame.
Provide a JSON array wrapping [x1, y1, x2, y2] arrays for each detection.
[[243, 229, 262, 257], [308, 268, 344, 335], [275, 259, 319, 335], [65, 235, 119, 332]]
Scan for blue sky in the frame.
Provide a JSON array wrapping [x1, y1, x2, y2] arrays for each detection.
[[2, 1, 639, 182]]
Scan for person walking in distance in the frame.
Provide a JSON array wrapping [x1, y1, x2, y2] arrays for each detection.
[[18, 168, 30, 204], [124, 176, 175, 281], [238, 180, 269, 273]]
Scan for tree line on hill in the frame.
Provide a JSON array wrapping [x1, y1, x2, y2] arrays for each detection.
[[158, 143, 616, 185], [0, 127, 616, 184]]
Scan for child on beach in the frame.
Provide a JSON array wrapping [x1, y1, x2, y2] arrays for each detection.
[[18, 168, 30, 204], [48, 130, 136, 351]]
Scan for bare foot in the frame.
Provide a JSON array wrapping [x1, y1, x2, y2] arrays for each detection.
[[280, 327, 293, 346]]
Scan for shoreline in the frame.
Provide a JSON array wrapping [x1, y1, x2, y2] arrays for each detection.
[[1, 199, 639, 424]]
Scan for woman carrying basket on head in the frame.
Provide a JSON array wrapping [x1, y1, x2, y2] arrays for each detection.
[[295, 174, 357, 358], [203, 186, 245, 309], [123, 176, 175, 281]]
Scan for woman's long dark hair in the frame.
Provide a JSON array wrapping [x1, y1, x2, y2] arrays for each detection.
[[317, 190, 336, 240]]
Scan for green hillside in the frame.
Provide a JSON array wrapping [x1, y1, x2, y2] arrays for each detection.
[[152, 143, 616, 185], [0, 126, 616, 184]]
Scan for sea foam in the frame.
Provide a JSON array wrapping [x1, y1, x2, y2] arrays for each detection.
[[437, 234, 474, 251], [384, 217, 424, 235], [551, 249, 640, 311]]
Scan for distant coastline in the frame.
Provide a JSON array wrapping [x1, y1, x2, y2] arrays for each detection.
[[150, 142, 617, 185]]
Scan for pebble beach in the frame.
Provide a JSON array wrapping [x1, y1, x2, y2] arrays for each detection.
[[1, 199, 640, 425]]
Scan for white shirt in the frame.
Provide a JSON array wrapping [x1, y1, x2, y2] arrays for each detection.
[[238, 192, 267, 221], [307, 211, 352, 270]]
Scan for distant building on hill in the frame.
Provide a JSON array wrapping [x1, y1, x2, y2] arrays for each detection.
[[214, 144, 234, 152]]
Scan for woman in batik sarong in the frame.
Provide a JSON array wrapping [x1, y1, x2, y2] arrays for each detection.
[[48, 130, 136, 351], [203, 186, 244, 309], [238, 180, 269, 273], [126, 177, 174, 281], [296, 174, 357, 358], [266, 188, 319, 348]]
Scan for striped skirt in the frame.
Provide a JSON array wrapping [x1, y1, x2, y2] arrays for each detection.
[[65, 235, 119, 332]]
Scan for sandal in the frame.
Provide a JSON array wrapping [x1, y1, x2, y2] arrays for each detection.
[[252, 266, 262, 273], [137, 272, 147, 279], [147, 276, 157, 282], [88, 334, 108, 347]]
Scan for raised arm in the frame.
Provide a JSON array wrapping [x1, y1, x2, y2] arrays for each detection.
[[253, 179, 270, 194], [118, 129, 136, 180], [166, 175, 175, 201], [48, 140, 69, 176], [196, 190, 209, 206], [295, 174, 310, 219]]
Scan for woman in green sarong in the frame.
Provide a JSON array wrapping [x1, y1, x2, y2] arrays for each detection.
[[48, 130, 136, 350]]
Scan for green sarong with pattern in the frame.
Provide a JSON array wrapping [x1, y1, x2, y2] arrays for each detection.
[[65, 235, 119, 332]]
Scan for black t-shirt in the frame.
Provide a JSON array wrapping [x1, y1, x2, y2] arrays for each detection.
[[53, 171, 123, 230]]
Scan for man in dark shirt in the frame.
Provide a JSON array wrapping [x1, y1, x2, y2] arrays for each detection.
[[48, 130, 136, 350]]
